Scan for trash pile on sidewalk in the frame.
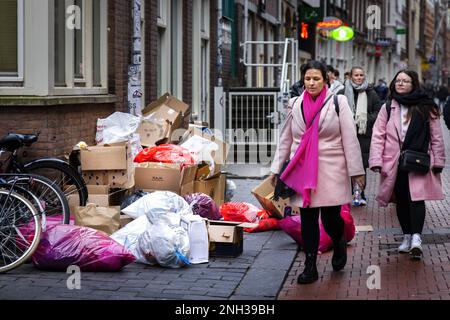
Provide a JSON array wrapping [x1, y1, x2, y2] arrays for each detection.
[[26, 93, 356, 272]]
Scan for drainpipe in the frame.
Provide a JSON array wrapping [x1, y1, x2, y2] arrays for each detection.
[[217, 0, 223, 87], [128, 0, 143, 115]]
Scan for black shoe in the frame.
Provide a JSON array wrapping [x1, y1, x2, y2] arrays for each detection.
[[332, 236, 347, 272], [297, 253, 319, 284]]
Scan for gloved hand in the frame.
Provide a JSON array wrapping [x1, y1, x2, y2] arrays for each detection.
[[432, 167, 443, 174]]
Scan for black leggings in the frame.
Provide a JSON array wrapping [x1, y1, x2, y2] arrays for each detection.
[[394, 168, 426, 234], [300, 206, 343, 254]]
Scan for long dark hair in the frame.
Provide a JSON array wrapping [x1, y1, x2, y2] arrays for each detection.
[[389, 70, 439, 119], [301, 60, 329, 86]]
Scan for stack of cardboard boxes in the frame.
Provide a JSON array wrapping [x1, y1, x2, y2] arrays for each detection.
[[76, 93, 251, 258]]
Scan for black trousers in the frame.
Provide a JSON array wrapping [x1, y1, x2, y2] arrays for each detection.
[[394, 168, 426, 234], [300, 206, 343, 254]]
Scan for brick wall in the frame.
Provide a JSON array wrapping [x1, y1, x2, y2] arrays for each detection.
[[108, 0, 132, 112], [183, 1, 193, 109], [0, 104, 115, 161], [144, 0, 158, 106]]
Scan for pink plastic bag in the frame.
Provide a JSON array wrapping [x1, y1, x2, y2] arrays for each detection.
[[32, 224, 136, 271], [278, 204, 356, 254]]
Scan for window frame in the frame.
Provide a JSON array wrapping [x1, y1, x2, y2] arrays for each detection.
[[0, 0, 24, 82]]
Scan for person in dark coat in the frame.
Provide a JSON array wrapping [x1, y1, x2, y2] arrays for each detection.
[[443, 96, 450, 130], [338, 66, 381, 205], [290, 64, 307, 98]]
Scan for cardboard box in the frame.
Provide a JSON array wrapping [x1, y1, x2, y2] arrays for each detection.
[[194, 173, 226, 206], [80, 142, 128, 171], [136, 118, 170, 147], [180, 215, 209, 264], [251, 177, 300, 219], [81, 142, 135, 188], [208, 220, 258, 257], [141, 93, 190, 145], [134, 162, 197, 196]]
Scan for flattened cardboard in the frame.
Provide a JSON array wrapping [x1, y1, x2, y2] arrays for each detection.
[[251, 177, 300, 219], [142, 92, 189, 116], [80, 142, 128, 171]]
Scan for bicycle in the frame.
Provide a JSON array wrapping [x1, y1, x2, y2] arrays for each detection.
[[0, 133, 88, 207], [0, 175, 44, 273]]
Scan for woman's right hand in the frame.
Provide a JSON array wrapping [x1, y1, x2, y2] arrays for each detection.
[[371, 166, 381, 173], [270, 174, 278, 187]]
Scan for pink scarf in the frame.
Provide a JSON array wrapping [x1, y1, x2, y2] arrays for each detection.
[[280, 87, 328, 207]]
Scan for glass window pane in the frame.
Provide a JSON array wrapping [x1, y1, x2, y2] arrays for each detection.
[[93, 0, 101, 86], [74, 0, 83, 79], [54, 0, 66, 86], [0, 0, 18, 75]]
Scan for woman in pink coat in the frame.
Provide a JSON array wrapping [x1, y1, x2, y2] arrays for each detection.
[[269, 61, 365, 284], [369, 70, 444, 260]]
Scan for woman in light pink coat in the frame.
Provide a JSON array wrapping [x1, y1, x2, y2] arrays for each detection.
[[369, 70, 445, 260], [269, 61, 365, 284]]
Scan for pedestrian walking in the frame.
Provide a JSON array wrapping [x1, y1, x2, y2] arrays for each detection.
[[338, 67, 381, 206], [374, 79, 389, 105], [369, 70, 445, 260], [290, 63, 307, 98], [327, 65, 345, 95], [270, 61, 365, 284], [443, 96, 450, 130], [436, 85, 449, 113]]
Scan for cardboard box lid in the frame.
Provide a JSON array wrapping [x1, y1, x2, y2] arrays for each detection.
[[208, 220, 258, 229], [142, 92, 189, 116], [81, 142, 128, 171]]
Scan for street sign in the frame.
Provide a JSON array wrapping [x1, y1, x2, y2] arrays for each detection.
[[396, 28, 406, 35], [299, 6, 323, 23], [317, 17, 342, 30], [330, 26, 354, 42], [375, 38, 392, 47]]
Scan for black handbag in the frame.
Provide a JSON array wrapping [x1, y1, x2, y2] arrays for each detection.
[[272, 160, 296, 201], [399, 149, 430, 174]]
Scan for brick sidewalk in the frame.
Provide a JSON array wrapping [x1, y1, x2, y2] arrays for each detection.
[[278, 122, 450, 300]]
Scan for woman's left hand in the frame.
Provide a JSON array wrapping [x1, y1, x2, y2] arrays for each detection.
[[351, 175, 366, 190]]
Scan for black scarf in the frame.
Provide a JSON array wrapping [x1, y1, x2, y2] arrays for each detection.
[[393, 90, 435, 153]]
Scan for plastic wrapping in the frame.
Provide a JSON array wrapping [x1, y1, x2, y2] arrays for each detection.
[[32, 224, 136, 271], [96, 112, 141, 145], [121, 191, 192, 226], [219, 202, 260, 223], [180, 135, 218, 177], [133, 144, 194, 167], [183, 193, 222, 221], [278, 204, 356, 254], [138, 223, 190, 268], [110, 215, 153, 264]]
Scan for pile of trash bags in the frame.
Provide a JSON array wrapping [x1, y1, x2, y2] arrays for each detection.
[[112, 191, 192, 268]]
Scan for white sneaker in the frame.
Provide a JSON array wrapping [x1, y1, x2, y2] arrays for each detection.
[[398, 234, 412, 253], [410, 233, 423, 259]]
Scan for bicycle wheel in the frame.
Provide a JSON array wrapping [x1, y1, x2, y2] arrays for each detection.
[[9, 175, 70, 224], [24, 159, 88, 206], [0, 190, 41, 273]]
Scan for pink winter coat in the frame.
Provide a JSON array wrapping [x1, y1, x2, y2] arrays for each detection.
[[369, 99, 445, 207], [270, 91, 365, 208]]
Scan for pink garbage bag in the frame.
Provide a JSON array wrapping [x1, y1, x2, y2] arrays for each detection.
[[278, 204, 356, 254], [32, 224, 136, 271]]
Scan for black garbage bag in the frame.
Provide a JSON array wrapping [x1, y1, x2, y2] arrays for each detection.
[[120, 190, 149, 210]]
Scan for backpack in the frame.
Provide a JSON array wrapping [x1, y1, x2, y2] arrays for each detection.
[[385, 99, 392, 122], [297, 94, 341, 118]]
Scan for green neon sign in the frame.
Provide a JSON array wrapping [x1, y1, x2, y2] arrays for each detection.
[[330, 26, 354, 42]]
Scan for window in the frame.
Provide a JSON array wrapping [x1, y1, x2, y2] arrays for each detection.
[[0, 0, 23, 80]]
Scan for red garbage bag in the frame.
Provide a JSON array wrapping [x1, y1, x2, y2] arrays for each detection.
[[244, 217, 280, 233], [134, 144, 194, 167], [32, 224, 136, 271], [278, 204, 356, 254], [219, 202, 260, 223]]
